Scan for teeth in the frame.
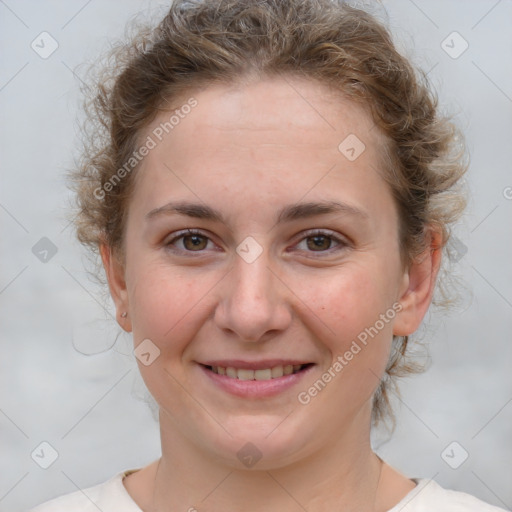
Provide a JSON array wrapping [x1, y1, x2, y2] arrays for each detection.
[[210, 364, 306, 380], [271, 366, 283, 378], [254, 369, 272, 380], [237, 369, 254, 381]]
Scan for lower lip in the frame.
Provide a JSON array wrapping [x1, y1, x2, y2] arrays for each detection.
[[199, 364, 314, 398]]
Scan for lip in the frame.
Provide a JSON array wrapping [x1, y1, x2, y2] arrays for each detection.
[[197, 362, 315, 399]]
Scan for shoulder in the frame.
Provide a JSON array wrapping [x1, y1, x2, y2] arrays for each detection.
[[389, 478, 508, 512], [28, 469, 142, 512]]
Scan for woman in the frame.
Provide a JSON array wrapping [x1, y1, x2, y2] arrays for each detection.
[[30, 0, 505, 510]]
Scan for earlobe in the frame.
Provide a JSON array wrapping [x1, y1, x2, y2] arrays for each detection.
[[393, 229, 442, 337], [99, 242, 132, 332]]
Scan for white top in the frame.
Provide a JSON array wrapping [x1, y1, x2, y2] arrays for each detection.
[[29, 469, 507, 512]]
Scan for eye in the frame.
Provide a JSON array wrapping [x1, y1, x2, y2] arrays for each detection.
[[294, 229, 347, 254], [165, 229, 214, 252], [164, 228, 348, 256]]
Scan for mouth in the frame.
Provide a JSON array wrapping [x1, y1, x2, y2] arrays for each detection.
[[202, 363, 313, 380], [197, 361, 315, 398]]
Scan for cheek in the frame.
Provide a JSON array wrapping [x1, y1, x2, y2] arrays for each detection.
[[127, 259, 215, 344], [300, 271, 395, 414], [307, 265, 397, 396], [313, 266, 396, 341], [126, 263, 218, 408]]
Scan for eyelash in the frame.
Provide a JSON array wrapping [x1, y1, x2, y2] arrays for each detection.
[[165, 228, 348, 256]]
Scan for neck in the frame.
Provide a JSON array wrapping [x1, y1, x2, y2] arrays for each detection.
[[152, 405, 386, 512]]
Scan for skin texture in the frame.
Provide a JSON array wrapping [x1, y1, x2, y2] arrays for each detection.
[[101, 76, 441, 511]]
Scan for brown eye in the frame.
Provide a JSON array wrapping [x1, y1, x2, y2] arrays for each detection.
[[182, 234, 208, 251], [294, 230, 347, 256], [306, 235, 333, 251], [166, 229, 213, 252]]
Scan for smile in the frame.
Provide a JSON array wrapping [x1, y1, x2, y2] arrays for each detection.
[[198, 362, 315, 398], [206, 364, 310, 380]]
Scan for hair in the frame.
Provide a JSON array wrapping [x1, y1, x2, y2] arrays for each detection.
[[69, 0, 468, 427]]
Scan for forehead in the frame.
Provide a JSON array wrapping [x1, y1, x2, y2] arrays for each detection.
[[130, 76, 393, 226], [149, 77, 380, 149]]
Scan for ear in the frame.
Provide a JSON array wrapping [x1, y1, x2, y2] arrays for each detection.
[[100, 242, 132, 332], [393, 227, 442, 337]]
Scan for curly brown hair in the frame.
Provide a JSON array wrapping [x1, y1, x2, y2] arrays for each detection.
[[68, 0, 468, 427]]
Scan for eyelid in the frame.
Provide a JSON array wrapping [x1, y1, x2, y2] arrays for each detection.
[[299, 228, 344, 240]]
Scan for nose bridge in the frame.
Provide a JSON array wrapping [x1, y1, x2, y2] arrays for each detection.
[[234, 252, 273, 302], [214, 248, 291, 341]]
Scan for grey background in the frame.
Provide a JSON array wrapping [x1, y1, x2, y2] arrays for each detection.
[[0, 0, 511, 510]]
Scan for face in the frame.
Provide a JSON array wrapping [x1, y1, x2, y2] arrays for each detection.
[[106, 76, 426, 469]]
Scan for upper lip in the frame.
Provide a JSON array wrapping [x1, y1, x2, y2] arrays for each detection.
[[199, 359, 313, 370]]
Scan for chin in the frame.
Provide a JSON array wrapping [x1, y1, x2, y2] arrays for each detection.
[[199, 414, 316, 470]]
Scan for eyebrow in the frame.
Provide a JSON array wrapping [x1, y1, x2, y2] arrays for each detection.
[[145, 200, 369, 224]]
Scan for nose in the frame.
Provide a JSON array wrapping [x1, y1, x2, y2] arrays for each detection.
[[213, 250, 292, 343]]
